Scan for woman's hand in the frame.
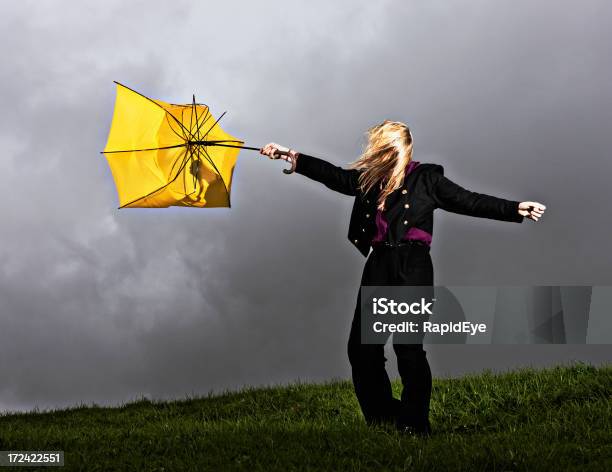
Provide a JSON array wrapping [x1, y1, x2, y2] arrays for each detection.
[[518, 201, 546, 221], [260, 142, 299, 161]]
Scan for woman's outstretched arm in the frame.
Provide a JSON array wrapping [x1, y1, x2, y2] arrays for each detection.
[[428, 165, 546, 222], [260, 142, 360, 196]]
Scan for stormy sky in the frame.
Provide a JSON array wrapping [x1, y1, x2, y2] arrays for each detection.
[[1, 0, 610, 412]]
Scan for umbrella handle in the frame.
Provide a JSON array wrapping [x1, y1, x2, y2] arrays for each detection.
[[272, 149, 296, 175]]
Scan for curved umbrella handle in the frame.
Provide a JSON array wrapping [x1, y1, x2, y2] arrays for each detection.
[[272, 149, 296, 174]]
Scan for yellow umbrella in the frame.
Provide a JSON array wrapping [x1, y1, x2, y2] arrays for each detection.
[[102, 82, 259, 208]]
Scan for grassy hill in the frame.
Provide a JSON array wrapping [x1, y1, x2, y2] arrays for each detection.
[[0, 364, 610, 471]]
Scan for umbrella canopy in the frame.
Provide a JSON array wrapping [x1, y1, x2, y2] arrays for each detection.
[[102, 82, 249, 208]]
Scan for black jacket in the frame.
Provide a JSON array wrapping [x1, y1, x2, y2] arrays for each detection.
[[294, 153, 524, 257]]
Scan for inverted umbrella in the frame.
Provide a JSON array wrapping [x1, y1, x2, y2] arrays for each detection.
[[102, 81, 269, 209]]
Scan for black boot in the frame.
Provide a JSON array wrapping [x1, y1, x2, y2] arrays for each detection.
[[365, 398, 402, 427]]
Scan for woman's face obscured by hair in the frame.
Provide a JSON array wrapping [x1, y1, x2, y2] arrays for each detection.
[[370, 120, 412, 148]]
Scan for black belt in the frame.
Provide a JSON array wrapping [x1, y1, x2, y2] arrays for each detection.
[[372, 240, 429, 249]]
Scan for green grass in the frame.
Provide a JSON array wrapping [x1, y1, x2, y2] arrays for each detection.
[[0, 363, 610, 471]]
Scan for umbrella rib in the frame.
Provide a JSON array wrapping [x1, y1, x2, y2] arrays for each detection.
[[188, 103, 202, 142], [200, 110, 227, 142], [176, 106, 200, 143], [193, 104, 212, 141], [166, 147, 199, 193], [189, 95, 195, 140], [165, 112, 190, 142], [181, 146, 188, 195], [102, 144, 186, 154], [182, 146, 198, 196], [180, 106, 196, 142], [168, 146, 196, 199], [192, 145, 199, 195], [102, 140, 258, 159], [167, 145, 189, 181]]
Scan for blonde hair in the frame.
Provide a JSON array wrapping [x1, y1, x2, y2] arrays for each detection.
[[348, 120, 414, 210]]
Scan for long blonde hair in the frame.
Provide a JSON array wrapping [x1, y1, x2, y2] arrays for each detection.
[[348, 120, 414, 210]]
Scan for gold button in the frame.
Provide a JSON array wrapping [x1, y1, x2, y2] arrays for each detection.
[[403, 220, 408, 225], [404, 203, 410, 208], [401, 189, 407, 194], [366, 213, 370, 218]]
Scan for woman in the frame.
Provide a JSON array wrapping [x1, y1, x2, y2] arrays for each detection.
[[259, 120, 546, 435]]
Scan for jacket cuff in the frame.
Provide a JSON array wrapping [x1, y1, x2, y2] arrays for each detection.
[[294, 152, 310, 175], [293, 153, 320, 179], [508, 201, 525, 223]]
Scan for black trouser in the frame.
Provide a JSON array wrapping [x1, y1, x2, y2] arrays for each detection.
[[347, 243, 433, 429]]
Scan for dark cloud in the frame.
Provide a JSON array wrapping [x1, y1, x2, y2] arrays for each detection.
[[0, 0, 610, 412]]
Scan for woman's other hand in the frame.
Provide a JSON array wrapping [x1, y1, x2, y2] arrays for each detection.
[[518, 201, 546, 221]]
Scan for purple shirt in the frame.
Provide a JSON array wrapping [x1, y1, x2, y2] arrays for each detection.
[[371, 160, 432, 246]]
